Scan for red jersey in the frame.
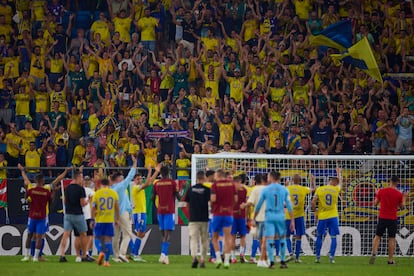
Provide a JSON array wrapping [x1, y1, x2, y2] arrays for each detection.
[[211, 180, 236, 216], [376, 187, 403, 220], [154, 178, 177, 214], [233, 186, 247, 219], [27, 186, 52, 219]]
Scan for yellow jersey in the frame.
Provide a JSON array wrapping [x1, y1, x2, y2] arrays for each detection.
[[35, 91, 49, 113], [228, 77, 246, 103], [176, 158, 191, 177], [144, 148, 157, 167], [72, 145, 85, 166], [287, 185, 311, 218], [315, 185, 340, 220], [91, 20, 110, 44], [19, 129, 38, 153], [15, 93, 31, 116], [92, 187, 119, 223], [127, 143, 140, 156], [25, 149, 42, 172], [30, 55, 45, 78], [0, 160, 7, 179], [5, 133, 21, 158], [218, 122, 235, 146], [269, 87, 286, 104], [137, 16, 158, 41], [132, 184, 146, 213], [49, 90, 66, 113], [113, 17, 133, 42]]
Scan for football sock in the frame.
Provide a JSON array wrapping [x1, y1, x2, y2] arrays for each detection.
[[295, 240, 302, 260], [267, 240, 274, 263]]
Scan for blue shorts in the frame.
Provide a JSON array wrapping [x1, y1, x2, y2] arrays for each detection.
[[63, 214, 87, 233], [209, 219, 223, 237], [317, 217, 340, 236], [158, 214, 175, 231], [27, 218, 48, 235], [211, 216, 233, 233], [94, 223, 114, 237], [133, 213, 147, 233], [231, 218, 248, 236], [264, 219, 286, 238], [373, 137, 388, 150], [285, 217, 306, 236]]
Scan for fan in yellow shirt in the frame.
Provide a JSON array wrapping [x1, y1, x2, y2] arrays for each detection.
[[143, 140, 157, 168], [19, 122, 39, 154], [136, 8, 159, 46], [176, 151, 191, 179], [0, 153, 6, 179], [90, 12, 111, 45], [109, 4, 134, 43], [223, 68, 246, 103], [214, 113, 239, 146], [72, 138, 86, 166]]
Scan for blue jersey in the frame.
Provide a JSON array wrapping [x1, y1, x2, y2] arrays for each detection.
[[256, 183, 292, 221]]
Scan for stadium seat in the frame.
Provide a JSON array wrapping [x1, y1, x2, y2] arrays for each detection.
[[61, 11, 71, 30], [75, 11, 92, 30], [0, 143, 5, 154]]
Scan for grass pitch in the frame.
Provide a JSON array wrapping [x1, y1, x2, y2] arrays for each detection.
[[1, 255, 413, 276]]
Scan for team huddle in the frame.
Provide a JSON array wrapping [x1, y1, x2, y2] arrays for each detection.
[[18, 159, 405, 269]]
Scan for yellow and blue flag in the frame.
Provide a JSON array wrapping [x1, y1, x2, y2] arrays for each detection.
[[309, 20, 352, 51], [331, 37, 383, 83]]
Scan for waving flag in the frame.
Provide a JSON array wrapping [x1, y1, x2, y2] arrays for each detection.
[[309, 20, 352, 51], [0, 179, 7, 208], [331, 37, 383, 83]]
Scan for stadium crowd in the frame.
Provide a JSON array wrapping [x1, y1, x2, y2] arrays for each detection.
[[1, 0, 414, 178]]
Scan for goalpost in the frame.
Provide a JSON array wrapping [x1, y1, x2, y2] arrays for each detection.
[[191, 153, 414, 257]]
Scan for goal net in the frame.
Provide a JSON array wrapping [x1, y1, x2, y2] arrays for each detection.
[[191, 153, 414, 257]]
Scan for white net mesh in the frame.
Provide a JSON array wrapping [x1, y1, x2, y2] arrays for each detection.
[[192, 153, 414, 256]]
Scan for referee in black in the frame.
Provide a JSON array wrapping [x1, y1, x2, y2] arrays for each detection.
[[185, 171, 211, 268]]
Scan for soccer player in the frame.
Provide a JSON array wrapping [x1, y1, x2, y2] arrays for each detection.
[[241, 173, 268, 268], [230, 174, 248, 263], [110, 155, 138, 263], [286, 174, 316, 263], [21, 174, 52, 262], [370, 176, 406, 265], [131, 165, 161, 262], [254, 171, 294, 269], [312, 168, 342, 264], [153, 165, 179, 265], [185, 171, 211, 268], [19, 164, 68, 262], [210, 169, 237, 269], [92, 178, 120, 267]]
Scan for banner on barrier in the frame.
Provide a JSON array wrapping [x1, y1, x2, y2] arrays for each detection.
[[1, 224, 413, 256]]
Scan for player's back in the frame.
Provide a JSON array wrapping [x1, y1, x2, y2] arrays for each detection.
[[154, 178, 177, 214], [288, 184, 311, 218], [315, 185, 340, 220], [27, 186, 51, 219], [377, 187, 403, 220], [211, 179, 236, 216], [263, 183, 289, 219], [233, 185, 247, 218], [93, 187, 118, 223]]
